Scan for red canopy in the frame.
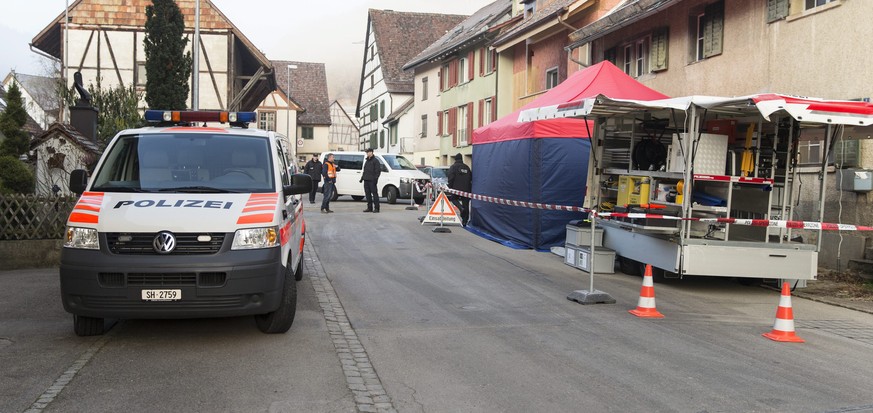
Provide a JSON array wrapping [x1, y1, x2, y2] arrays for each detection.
[[473, 61, 669, 145]]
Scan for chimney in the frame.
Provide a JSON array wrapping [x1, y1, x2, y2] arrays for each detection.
[[69, 71, 99, 143]]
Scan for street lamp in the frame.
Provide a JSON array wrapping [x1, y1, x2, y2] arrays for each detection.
[[286, 64, 297, 162]]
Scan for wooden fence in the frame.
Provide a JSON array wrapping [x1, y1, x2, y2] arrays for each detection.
[[0, 194, 77, 240]]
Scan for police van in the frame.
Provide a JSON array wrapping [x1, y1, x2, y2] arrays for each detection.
[[60, 110, 312, 336]]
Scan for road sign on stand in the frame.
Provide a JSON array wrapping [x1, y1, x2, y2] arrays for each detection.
[[422, 192, 462, 226]]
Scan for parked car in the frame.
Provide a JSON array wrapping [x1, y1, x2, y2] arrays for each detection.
[[321, 151, 430, 204], [419, 166, 449, 191]]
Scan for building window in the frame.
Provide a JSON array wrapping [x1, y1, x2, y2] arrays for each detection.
[[442, 110, 449, 136], [483, 98, 493, 126], [259, 111, 276, 131], [693, 1, 724, 62], [459, 57, 469, 84], [636, 39, 649, 75], [421, 115, 428, 137], [485, 48, 496, 74], [623, 45, 633, 75], [390, 126, 398, 146], [545, 68, 559, 89], [457, 105, 468, 146], [136, 62, 147, 86], [798, 140, 822, 165], [767, 0, 789, 22], [301, 126, 314, 140], [422, 77, 428, 101], [380, 100, 385, 118], [650, 28, 669, 71], [806, 0, 835, 9]]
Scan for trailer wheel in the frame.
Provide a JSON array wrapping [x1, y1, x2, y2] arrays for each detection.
[[74, 315, 104, 336], [255, 261, 297, 334]]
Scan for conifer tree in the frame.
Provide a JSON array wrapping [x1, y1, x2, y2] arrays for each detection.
[[144, 0, 192, 110], [0, 82, 30, 157]]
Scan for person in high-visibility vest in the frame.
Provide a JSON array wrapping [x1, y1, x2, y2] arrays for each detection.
[[320, 153, 340, 213]]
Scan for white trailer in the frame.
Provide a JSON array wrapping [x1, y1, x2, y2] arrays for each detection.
[[521, 94, 873, 281]]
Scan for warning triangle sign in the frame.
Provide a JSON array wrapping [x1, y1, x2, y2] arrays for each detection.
[[422, 192, 462, 226]]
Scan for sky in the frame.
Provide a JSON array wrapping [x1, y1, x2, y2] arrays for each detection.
[[0, 0, 494, 104]]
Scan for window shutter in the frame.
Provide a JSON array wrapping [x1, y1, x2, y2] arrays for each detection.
[[491, 95, 497, 122], [450, 107, 458, 147], [491, 49, 497, 72], [703, 0, 724, 58], [468, 51, 475, 80], [450, 60, 458, 87], [479, 49, 485, 76], [604, 47, 617, 65], [767, 0, 789, 23], [438, 69, 444, 91], [478, 99, 484, 127], [649, 27, 669, 72], [437, 111, 443, 135], [466, 102, 474, 144]]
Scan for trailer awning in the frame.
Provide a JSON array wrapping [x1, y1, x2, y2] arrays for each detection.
[[518, 94, 873, 127]]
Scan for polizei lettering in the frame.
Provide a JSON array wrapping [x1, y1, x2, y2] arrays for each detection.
[[114, 200, 234, 209]]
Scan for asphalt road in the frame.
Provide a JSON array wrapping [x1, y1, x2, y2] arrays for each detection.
[[2, 194, 873, 413]]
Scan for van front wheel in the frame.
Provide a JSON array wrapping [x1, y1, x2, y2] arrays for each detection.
[[255, 262, 297, 334], [386, 186, 398, 204]]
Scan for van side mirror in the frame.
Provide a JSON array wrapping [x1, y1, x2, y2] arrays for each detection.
[[283, 173, 313, 196], [69, 169, 88, 195]]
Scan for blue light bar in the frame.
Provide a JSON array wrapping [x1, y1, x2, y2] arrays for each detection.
[[234, 112, 257, 123]]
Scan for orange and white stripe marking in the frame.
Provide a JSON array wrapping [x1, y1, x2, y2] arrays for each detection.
[[237, 193, 278, 225], [69, 192, 104, 224], [629, 264, 665, 318]]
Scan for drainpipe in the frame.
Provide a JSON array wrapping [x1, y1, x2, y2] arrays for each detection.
[[558, 10, 588, 68]]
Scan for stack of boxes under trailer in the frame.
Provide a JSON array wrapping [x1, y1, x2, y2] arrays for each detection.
[[564, 220, 615, 273]]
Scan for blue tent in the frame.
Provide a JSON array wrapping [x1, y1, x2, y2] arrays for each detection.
[[469, 62, 669, 250]]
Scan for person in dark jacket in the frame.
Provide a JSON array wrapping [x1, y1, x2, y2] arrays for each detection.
[[447, 153, 472, 226], [360, 148, 382, 213], [303, 154, 322, 204], [321, 153, 339, 213]]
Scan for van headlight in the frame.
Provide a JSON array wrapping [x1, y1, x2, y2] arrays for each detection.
[[400, 177, 410, 184], [64, 227, 99, 250], [232, 227, 279, 250]]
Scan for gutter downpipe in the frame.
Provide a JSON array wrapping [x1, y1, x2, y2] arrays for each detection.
[[559, 10, 588, 68]]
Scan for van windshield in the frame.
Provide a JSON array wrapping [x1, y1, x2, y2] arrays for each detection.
[[381, 155, 417, 170], [90, 133, 274, 193]]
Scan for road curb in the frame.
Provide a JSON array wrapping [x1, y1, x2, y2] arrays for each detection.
[[304, 240, 397, 413]]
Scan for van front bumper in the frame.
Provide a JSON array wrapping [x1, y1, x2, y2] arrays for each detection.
[[60, 246, 285, 319]]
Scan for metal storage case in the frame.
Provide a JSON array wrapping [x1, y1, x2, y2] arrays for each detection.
[[564, 244, 615, 273]]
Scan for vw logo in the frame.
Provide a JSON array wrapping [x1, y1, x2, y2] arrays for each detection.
[[153, 231, 176, 254]]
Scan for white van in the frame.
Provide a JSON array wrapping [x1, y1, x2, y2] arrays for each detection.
[[320, 151, 430, 204], [60, 110, 312, 336]]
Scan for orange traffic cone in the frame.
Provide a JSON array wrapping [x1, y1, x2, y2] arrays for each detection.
[[763, 282, 804, 343], [629, 264, 664, 318]]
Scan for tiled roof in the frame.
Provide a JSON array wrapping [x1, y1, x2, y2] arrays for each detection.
[[273, 61, 331, 126], [369, 9, 468, 93], [31, 122, 101, 155], [404, 0, 512, 70], [492, 0, 579, 46]]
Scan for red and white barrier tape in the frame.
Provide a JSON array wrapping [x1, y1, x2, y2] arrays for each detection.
[[443, 188, 873, 232]]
